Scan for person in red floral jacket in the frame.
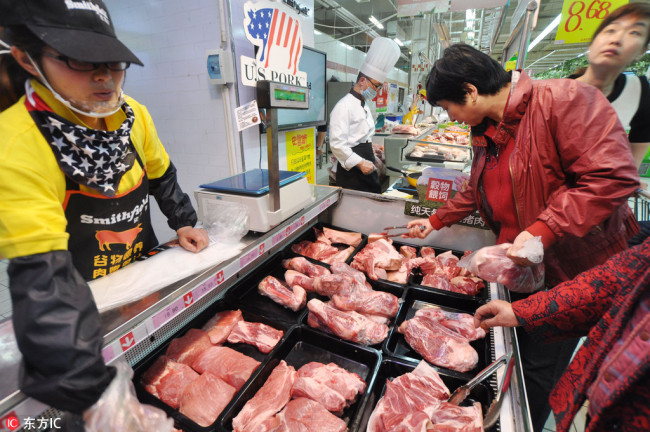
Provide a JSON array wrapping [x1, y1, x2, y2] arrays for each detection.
[[475, 238, 650, 432]]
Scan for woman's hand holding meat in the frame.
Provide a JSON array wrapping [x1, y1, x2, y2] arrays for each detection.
[[177, 226, 210, 252]]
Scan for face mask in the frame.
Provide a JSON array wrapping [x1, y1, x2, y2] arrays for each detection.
[[25, 52, 125, 119], [361, 86, 377, 101]]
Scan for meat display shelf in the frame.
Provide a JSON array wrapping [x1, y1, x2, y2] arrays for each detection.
[[0, 185, 341, 428]]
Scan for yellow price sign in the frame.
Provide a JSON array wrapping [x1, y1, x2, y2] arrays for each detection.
[[556, 0, 628, 44], [285, 128, 315, 184]]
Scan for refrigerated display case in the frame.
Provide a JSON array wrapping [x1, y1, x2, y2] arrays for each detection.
[[0, 185, 533, 432]]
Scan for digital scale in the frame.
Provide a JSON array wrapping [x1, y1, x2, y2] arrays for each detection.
[[195, 81, 312, 233]]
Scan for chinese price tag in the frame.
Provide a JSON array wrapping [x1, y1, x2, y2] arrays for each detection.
[[556, 0, 629, 44]]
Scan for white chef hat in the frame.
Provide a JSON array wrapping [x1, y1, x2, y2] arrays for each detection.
[[360, 37, 401, 83]]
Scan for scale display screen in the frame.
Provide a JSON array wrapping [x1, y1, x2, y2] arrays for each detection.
[[274, 88, 306, 103]]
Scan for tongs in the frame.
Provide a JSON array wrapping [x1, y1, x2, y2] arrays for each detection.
[[483, 354, 516, 428], [448, 353, 510, 405], [380, 225, 425, 238]]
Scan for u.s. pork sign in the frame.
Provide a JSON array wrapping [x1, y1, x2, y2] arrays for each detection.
[[241, 1, 307, 87]]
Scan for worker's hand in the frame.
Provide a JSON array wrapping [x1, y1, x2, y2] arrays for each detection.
[[474, 300, 520, 330], [402, 218, 434, 239], [506, 230, 536, 266], [177, 226, 209, 252], [358, 159, 376, 175]]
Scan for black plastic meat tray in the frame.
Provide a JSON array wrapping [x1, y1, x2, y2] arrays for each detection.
[[407, 244, 490, 302], [224, 250, 332, 325], [132, 300, 291, 432], [220, 325, 382, 432], [353, 357, 496, 432], [382, 287, 489, 379], [286, 222, 368, 266], [405, 152, 448, 163], [300, 279, 407, 349]]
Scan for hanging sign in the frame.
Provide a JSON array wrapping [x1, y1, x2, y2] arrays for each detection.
[[374, 87, 388, 113], [285, 128, 315, 183], [555, 0, 628, 44], [241, 1, 307, 86]]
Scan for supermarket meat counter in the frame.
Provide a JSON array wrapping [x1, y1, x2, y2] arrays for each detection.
[[0, 186, 533, 431]]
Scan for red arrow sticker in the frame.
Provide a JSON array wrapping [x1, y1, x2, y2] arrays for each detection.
[[120, 332, 135, 351], [183, 292, 194, 307]]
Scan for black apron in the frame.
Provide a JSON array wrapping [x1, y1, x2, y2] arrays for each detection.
[[336, 141, 381, 193], [63, 149, 158, 281]]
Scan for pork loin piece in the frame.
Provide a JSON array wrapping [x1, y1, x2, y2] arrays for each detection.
[[366, 361, 449, 432], [282, 257, 331, 277], [292, 362, 366, 413], [306, 299, 388, 345], [178, 372, 236, 427], [274, 398, 348, 432], [415, 308, 486, 341], [429, 401, 484, 432], [232, 360, 296, 432], [142, 355, 199, 409], [165, 328, 213, 366], [191, 346, 261, 390], [226, 321, 284, 354], [322, 226, 362, 247], [258, 275, 307, 312], [398, 316, 478, 373], [201, 309, 244, 344]]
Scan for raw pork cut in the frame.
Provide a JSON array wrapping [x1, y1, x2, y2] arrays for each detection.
[[258, 275, 306, 312], [351, 239, 403, 280], [201, 309, 243, 344], [292, 362, 366, 413], [282, 257, 331, 277], [449, 276, 485, 296], [307, 299, 388, 345], [330, 285, 399, 318], [178, 372, 236, 427], [322, 227, 362, 246], [165, 328, 213, 366], [311, 274, 355, 296], [429, 402, 483, 431], [330, 262, 370, 288], [227, 321, 284, 353], [142, 355, 199, 409], [366, 361, 450, 432], [399, 315, 478, 373], [232, 360, 296, 432], [191, 346, 261, 390], [415, 308, 486, 341], [273, 398, 348, 432], [284, 270, 315, 291]]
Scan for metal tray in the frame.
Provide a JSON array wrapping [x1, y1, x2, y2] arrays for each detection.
[[300, 279, 408, 348], [286, 223, 368, 266], [353, 357, 496, 432], [382, 287, 489, 379], [132, 300, 291, 432], [220, 326, 382, 432]]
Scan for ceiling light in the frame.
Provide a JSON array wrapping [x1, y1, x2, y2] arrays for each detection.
[[528, 14, 561, 52], [369, 15, 384, 29], [393, 37, 404, 47]]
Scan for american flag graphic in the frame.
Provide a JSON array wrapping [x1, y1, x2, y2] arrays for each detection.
[[245, 5, 303, 75]]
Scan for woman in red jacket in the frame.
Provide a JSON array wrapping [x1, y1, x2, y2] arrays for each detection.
[[475, 238, 650, 432], [403, 44, 640, 431]]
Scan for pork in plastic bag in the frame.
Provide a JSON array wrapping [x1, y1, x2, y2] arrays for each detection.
[[458, 237, 545, 293], [202, 200, 249, 244], [83, 361, 175, 432]]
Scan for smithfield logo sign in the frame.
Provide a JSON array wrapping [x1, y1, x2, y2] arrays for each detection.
[[241, 0, 307, 87]]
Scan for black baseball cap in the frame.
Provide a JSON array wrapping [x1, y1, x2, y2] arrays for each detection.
[[0, 0, 143, 65]]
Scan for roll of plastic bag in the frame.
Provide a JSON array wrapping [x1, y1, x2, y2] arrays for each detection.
[[84, 361, 174, 432], [203, 200, 250, 244], [458, 238, 545, 293]]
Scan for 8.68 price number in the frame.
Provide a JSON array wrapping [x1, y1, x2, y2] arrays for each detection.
[[564, 0, 612, 32]]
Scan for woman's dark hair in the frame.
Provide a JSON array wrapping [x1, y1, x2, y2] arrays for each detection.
[[425, 43, 510, 106], [591, 2, 650, 47], [0, 26, 45, 111]]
